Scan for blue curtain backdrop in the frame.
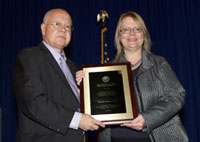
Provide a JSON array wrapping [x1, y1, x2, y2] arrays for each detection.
[[0, 0, 199, 141]]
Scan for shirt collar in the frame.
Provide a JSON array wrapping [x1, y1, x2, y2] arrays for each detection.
[[42, 41, 67, 62]]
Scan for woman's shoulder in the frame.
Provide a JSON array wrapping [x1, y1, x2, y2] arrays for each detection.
[[147, 53, 168, 64]]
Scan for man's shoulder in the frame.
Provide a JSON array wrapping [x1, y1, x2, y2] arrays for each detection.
[[17, 43, 45, 57]]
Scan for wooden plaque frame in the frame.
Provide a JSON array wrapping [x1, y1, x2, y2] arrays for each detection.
[[80, 62, 137, 125]]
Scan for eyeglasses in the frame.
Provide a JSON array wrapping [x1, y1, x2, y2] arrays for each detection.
[[45, 22, 74, 32], [120, 27, 143, 34]]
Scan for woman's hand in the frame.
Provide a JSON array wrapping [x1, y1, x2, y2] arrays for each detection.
[[121, 114, 146, 131], [76, 70, 85, 86]]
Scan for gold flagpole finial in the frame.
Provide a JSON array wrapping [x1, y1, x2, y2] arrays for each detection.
[[97, 10, 109, 27]]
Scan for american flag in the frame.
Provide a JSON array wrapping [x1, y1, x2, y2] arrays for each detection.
[[101, 27, 110, 64]]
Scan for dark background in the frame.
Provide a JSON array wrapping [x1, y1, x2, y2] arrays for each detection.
[[0, 0, 199, 141]]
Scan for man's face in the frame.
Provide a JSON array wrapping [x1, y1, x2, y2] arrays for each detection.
[[41, 10, 73, 53]]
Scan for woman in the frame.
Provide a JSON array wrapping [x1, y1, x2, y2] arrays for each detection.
[[76, 11, 188, 142]]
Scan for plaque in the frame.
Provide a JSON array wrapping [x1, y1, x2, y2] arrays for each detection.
[[80, 62, 137, 125]]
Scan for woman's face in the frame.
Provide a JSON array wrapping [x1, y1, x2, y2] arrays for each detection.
[[120, 16, 144, 53]]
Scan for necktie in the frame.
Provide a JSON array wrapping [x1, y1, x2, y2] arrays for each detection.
[[59, 54, 80, 102]]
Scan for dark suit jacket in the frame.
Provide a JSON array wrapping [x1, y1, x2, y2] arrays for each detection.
[[14, 43, 83, 142]]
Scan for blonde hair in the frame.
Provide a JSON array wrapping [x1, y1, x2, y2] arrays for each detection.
[[114, 11, 152, 60]]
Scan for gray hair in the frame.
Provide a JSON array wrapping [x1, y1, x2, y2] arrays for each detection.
[[43, 9, 70, 23]]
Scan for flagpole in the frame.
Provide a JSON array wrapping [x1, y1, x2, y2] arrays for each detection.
[[97, 10, 109, 64], [101, 27, 107, 64]]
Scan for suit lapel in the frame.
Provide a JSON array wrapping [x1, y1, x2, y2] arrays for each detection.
[[38, 43, 73, 89], [38, 43, 80, 103]]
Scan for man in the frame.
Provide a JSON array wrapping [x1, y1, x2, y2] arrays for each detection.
[[14, 9, 105, 142]]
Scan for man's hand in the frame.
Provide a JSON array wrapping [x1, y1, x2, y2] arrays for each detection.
[[76, 70, 85, 86], [79, 114, 105, 131], [120, 114, 146, 131]]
